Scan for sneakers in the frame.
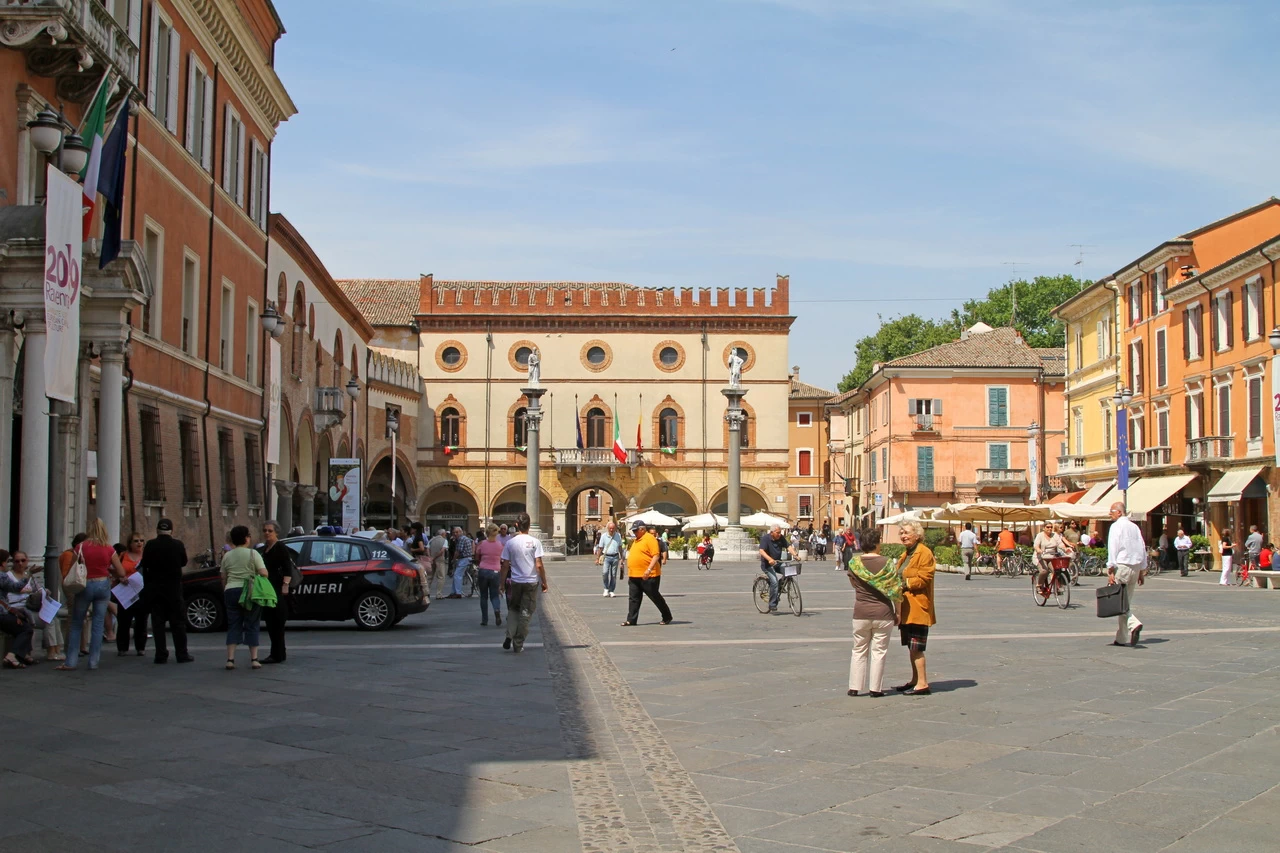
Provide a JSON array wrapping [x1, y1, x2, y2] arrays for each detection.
[[608, 591, 615, 597], [502, 637, 512, 650], [602, 590, 609, 597]]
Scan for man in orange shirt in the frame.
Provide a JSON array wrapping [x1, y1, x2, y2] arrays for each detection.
[[621, 520, 673, 627], [996, 527, 1017, 575]]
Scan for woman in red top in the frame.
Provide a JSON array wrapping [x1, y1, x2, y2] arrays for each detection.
[[57, 519, 126, 671], [114, 531, 148, 657]]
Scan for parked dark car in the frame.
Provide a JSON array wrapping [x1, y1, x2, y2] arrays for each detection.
[[183, 535, 428, 632]]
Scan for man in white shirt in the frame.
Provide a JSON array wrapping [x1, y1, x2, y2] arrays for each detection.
[[1106, 501, 1146, 646], [594, 521, 623, 598], [958, 523, 979, 581], [1174, 528, 1193, 576], [499, 513, 547, 654]]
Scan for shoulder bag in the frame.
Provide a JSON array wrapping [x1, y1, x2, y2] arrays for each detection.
[[63, 546, 87, 596]]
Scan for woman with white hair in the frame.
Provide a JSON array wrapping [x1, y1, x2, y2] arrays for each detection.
[[894, 520, 936, 696]]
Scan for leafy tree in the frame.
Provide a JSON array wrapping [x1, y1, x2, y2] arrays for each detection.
[[837, 314, 960, 392]]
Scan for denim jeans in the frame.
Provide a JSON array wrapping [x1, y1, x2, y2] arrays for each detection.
[[477, 569, 502, 623], [762, 563, 781, 610], [224, 588, 262, 647], [453, 557, 472, 596], [602, 554, 620, 592], [65, 578, 111, 669]]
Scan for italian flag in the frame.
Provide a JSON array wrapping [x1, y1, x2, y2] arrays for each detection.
[[612, 417, 627, 463], [443, 445, 458, 455], [79, 74, 112, 241], [661, 446, 676, 455]]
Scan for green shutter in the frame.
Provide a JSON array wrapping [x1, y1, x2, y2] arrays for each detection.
[[917, 446, 934, 491], [989, 443, 1009, 469], [988, 387, 1008, 426]]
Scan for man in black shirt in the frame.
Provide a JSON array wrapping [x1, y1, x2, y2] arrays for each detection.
[[141, 518, 193, 663], [258, 520, 295, 664], [758, 524, 798, 614]]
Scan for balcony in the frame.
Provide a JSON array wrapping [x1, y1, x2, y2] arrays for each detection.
[[313, 387, 348, 432], [1129, 446, 1172, 471], [892, 476, 955, 494], [912, 414, 940, 433], [1187, 436, 1233, 466], [976, 468, 1028, 489], [1057, 454, 1086, 472], [1, 0, 140, 101], [555, 448, 640, 471]]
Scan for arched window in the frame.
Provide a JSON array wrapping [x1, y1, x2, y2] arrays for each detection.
[[333, 330, 344, 385], [586, 408, 606, 448], [659, 408, 679, 448], [513, 407, 528, 448], [740, 411, 750, 448], [314, 336, 323, 382], [291, 285, 306, 377], [350, 345, 359, 380], [440, 408, 461, 446]]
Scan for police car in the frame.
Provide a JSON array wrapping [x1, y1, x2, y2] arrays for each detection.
[[183, 534, 428, 632]]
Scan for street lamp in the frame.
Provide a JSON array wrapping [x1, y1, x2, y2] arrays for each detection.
[[1027, 420, 1041, 504], [1113, 386, 1133, 513], [259, 302, 280, 336], [387, 408, 401, 530], [26, 107, 89, 178], [346, 377, 361, 530]]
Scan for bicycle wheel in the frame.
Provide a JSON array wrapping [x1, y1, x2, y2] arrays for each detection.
[[1083, 556, 1102, 576], [786, 579, 803, 615], [463, 569, 477, 597], [1236, 565, 1251, 587], [1147, 555, 1162, 576], [752, 576, 771, 613], [1054, 571, 1071, 609], [1032, 573, 1048, 606]]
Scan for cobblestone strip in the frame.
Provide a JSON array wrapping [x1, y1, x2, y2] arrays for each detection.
[[542, 588, 740, 853]]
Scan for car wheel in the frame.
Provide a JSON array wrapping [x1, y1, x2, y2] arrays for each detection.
[[353, 591, 396, 630], [186, 592, 223, 633]]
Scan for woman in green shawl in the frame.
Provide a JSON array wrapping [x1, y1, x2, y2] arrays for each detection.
[[845, 527, 903, 697]]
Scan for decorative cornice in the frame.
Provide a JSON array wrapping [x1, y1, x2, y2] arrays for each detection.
[[415, 316, 793, 334]]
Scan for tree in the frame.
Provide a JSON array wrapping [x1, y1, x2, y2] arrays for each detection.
[[837, 314, 961, 392], [951, 274, 1085, 349]]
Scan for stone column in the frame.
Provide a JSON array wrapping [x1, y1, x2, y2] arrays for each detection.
[[522, 387, 547, 536], [0, 320, 15, 548], [273, 480, 295, 531], [714, 386, 753, 559], [19, 324, 49, 560], [298, 485, 318, 532], [45, 400, 73, 598], [97, 342, 126, 542]]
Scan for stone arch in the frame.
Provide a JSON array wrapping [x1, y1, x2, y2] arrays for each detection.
[[709, 484, 768, 516], [638, 481, 698, 517], [563, 480, 627, 538], [337, 437, 349, 458], [276, 272, 287, 314], [295, 415, 315, 486], [291, 283, 306, 377], [350, 344, 359, 380], [332, 329, 344, 386], [490, 482, 554, 532], [308, 304, 316, 337], [438, 394, 467, 447], [366, 451, 416, 528], [579, 395, 612, 449], [419, 481, 482, 534]]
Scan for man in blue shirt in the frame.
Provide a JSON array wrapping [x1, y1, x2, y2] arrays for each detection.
[[758, 524, 798, 614], [594, 521, 623, 598]]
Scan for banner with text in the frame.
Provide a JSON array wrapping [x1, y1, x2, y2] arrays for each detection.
[[329, 458, 361, 532], [43, 166, 83, 403], [265, 339, 281, 465]]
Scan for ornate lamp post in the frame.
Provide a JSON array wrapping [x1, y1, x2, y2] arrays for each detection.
[[387, 408, 400, 530], [347, 377, 361, 529], [1113, 386, 1134, 513], [1027, 421, 1041, 504]]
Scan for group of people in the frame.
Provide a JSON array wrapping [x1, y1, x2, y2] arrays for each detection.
[[0, 517, 296, 673], [1214, 524, 1272, 585]]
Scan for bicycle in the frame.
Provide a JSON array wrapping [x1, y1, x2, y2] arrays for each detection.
[[461, 563, 479, 597], [1146, 550, 1163, 577], [1032, 556, 1072, 609], [1073, 552, 1104, 577], [697, 547, 715, 570], [999, 549, 1034, 577], [753, 560, 803, 616], [1235, 557, 1255, 587]]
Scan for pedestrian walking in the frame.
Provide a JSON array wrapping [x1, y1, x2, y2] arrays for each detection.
[[1219, 533, 1235, 585], [450, 526, 473, 598], [1174, 528, 1192, 576], [141, 518, 194, 664], [958, 522, 978, 580], [498, 513, 546, 653], [258, 521, 295, 664], [114, 532, 149, 656], [57, 518, 127, 671], [845, 528, 902, 697], [894, 521, 935, 696], [475, 524, 504, 626], [621, 520, 673, 626], [1106, 501, 1145, 647], [222, 525, 270, 670], [428, 529, 450, 599], [595, 520, 622, 597]]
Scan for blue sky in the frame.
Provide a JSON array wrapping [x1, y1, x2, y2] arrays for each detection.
[[270, 0, 1280, 392]]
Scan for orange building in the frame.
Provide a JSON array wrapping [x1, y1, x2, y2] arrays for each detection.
[[858, 324, 1065, 518], [787, 369, 833, 528]]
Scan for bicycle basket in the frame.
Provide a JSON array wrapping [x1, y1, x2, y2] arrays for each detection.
[[781, 561, 801, 577], [1049, 557, 1072, 570]]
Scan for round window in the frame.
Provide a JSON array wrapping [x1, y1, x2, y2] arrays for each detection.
[[441, 346, 462, 366], [515, 346, 532, 366], [659, 346, 679, 367], [586, 346, 607, 365]]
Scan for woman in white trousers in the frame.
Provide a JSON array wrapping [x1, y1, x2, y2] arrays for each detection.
[[845, 528, 900, 697], [1219, 533, 1234, 585]]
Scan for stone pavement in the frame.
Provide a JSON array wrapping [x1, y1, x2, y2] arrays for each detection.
[[2, 558, 1280, 852]]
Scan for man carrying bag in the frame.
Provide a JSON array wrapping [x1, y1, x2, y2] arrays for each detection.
[[1100, 501, 1145, 647]]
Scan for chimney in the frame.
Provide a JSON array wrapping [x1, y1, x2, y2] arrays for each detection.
[[792, 365, 800, 380]]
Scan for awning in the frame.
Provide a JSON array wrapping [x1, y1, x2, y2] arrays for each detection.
[[1207, 466, 1267, 503], [1124, 474, 1198, 517], [1078, 480, 1115, 506], [1047, 490, 1086, 505]]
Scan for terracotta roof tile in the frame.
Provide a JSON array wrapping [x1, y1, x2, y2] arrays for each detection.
[[335, 279, 419, 326], [790, 377, 835, 399], [885, 327, 1047, 370], [1034, 347, 1067, 376]]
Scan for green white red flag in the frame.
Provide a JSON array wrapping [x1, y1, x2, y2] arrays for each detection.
[[79, 73, 112, 240], [612, 417, 627, 463]]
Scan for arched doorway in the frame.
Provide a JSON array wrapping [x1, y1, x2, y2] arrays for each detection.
[[563, 482, 627, 550], [639, 482, 698, 518], [710, 484, 768, 515], [490, 483, 553, 532], [366, 456, 414, 529], [315, 433, 332, 525], [420, 482, 481, 535]]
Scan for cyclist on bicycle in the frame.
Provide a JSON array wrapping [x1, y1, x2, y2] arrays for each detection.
[[1034, 522, 1073, 593], [1245, 525, 1265, 575], [995, 527, 1016, 574], [758, 524, 799, 615], [697, 535, 715, 567]]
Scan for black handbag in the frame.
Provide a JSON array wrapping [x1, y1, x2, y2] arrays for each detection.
[[1096, 583, 1128, 618]]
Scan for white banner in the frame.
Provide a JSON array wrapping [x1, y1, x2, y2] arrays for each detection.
[[1272, 354, 1280, 469], [1028, 435, 1039, 504], [329, 458, 361, 532], [43, 166, 83, 403], [265, 338, 281, 465]]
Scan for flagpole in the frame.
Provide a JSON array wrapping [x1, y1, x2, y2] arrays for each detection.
[[78, 70, 114, 133]]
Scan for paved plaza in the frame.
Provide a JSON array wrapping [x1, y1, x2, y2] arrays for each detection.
[[3, 558, 1280, 852]]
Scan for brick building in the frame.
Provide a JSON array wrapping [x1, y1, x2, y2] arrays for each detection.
[[787, 369, 833, 528]]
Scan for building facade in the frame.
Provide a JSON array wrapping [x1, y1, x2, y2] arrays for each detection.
[[339, 275, 796, 541], [1053, 280, 1121, 498], [787, 369, 832, 528], [1, 0, 296, 559], [856, 324, 1065, 518]]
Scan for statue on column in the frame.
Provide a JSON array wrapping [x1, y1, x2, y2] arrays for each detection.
[[728, 349, 744, 388], [527, 347, 540, 387]]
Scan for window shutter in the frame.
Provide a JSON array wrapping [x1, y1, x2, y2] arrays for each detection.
[[201, 81, 213, 170], [1250, 380, 1262, 439], [222, 104, 232, 192], [1156, 332, 1166, 388], [933, 398, 942, 416], [1210, 301, 1218, 352], [258, 149, 270, 228], [989, 443, 1008, 469], [185, 55, 195, 151], [906, 398, 917, 416], [248, 142, 259, 224], [128, 0, 142, 45], [146, 7, 159, 110], [1137, 346, 1144, 393], [236, 122, 246, 205], [166, 29, 180, 133], [1182, 309, 1190, 360], [1225, 292, 1234, 349]]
